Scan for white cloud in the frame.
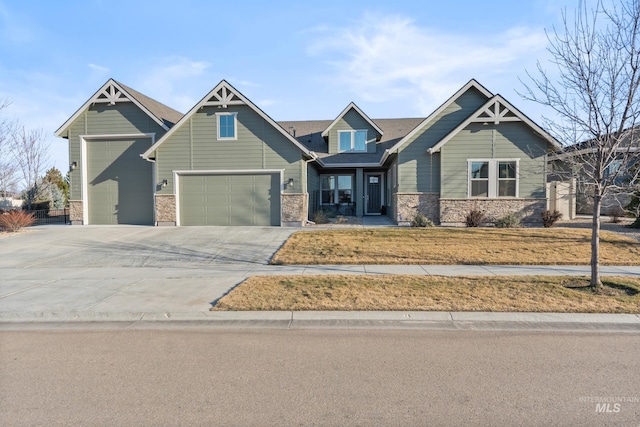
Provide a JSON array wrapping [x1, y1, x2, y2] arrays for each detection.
[[88, 63, 110, 74], [131, 56, 212, 112], [307, 12, 548, 116]]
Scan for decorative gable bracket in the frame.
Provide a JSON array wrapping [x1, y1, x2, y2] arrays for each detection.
[[92, 83, 131, 105], [470, 99, 521, 125], [202, 86, 245, 108]]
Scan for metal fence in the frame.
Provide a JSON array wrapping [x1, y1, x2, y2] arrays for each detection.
[[28, 208, 70, 226]]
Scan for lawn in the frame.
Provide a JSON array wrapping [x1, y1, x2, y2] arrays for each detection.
[[270, 228, 640, 265], [212, 275, 640, 313]]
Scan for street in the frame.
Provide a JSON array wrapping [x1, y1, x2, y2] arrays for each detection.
[[1, 328, 638, 426]]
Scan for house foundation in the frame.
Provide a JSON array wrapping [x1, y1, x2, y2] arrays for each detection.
[[394, 193, 440, 225], [439, 198, 547, 225]]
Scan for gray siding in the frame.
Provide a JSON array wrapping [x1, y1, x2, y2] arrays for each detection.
[[397, 87, 488, 193], [67, 103, 167, 200], [156, 105, 304, 194], [440, 122, 549, 198], [327, 109, 380, 154], [307, 163, 320, 215]]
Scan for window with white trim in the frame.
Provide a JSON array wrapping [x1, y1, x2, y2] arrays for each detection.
[[468, 159, 518, 198], [216, 112, 237, 140], [338, 130, 367, 152], [321, 174, 353, 204]]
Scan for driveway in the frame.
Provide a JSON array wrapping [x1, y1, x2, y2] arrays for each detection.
[[0, 225, 295, 314]]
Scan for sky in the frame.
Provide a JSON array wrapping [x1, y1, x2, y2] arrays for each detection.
[[0, 0, 580, 176]]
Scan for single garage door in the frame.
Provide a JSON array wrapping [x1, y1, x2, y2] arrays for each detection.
[[86, 138, 153, 225], [179, 173, 281, 226]]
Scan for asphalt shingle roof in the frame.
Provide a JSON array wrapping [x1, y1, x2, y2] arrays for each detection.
[[277, 118, 424, 165], [116, 81, 184, 128]]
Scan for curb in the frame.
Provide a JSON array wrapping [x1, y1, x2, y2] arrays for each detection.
[[1, 311, 639, 331]]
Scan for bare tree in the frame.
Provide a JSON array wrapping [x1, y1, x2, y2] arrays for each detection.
[[0, 99, 19, 197], [521, 0, 640, 289], [10, 126, 50, 210]]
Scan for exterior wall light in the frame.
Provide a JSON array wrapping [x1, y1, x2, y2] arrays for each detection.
[[287, 177, 294, 188], [70, 161, 77, 171], [161, 179, 168, 188]]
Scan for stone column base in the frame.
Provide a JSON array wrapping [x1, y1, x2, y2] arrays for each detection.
[[281, 193, 308, 226], [155, 194, 176, 226], [69, 200, 83, 225]]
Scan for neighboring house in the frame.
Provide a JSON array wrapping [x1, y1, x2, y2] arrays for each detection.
[[548, 127, 639, 216], [56, 78, 560, 226]]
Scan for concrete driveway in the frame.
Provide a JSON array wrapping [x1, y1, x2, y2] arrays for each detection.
[[0, 225, 295, 314]]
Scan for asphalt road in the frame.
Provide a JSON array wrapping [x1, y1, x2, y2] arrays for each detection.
[[1, 328, 639, 426]]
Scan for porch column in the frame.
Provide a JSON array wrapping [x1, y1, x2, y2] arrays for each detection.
[[356, 168, 364, 216]]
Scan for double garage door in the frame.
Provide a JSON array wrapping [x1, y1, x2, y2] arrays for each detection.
[[179, 173, 281, 226], [86, 138, 154, 225]]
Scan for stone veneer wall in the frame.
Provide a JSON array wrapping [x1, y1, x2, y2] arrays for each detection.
[[69, 200, 83, 225], [439, 198, 547, 225], [281, 193, 308, 226], [155, 194, 176, 226], [395, 193, 440, 225]]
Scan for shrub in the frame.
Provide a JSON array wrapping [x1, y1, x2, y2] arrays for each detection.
[[0, 210, 35, 232], [541, 210, 563, 228], [465, 210, 485, 227], [628, 217, 640, 229], [610, 207, 625, 223], [312, 210, 329, 224], [495, 213, 522, 228], [411, 213, 434, 227]]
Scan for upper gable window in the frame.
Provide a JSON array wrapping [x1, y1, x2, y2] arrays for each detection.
[[216, 112, 237, 140], [338, 130, 367, 152]]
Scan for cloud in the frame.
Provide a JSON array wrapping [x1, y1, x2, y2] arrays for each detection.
[[88, 63, 110, 74], [307, 13, 548, 116], [131, 56, 212, 112]]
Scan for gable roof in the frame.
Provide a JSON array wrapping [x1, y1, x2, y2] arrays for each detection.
[[428, 94, 561, 153], [55, 79, 183, 138], [388, 79, 493, 153], [142, 80, 315, 160], [321, 102, 384, 139]]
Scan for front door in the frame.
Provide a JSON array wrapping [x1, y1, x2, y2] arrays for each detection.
[[366, 174, 382, 214]]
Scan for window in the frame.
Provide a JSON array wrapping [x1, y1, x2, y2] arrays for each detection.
[[216, 112, 237, 140], [470, 161, 489, 197], [468, 159, 518, 198], [338, 130, 367, 152], [321, 175, 353, 204]]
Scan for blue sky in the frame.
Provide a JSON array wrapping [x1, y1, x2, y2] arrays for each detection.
[[0, 0, 577, 174]]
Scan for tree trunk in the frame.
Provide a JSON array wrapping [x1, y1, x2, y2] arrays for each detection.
[[591, 192, 602, 289]]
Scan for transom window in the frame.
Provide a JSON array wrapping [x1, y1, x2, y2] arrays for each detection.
[[338, 130, 367, 152], [321, 175, 353, 204], [468, 159, 518, 198], [216, 112, 237, 140]]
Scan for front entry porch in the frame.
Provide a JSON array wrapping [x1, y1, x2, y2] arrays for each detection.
[[315, 168, 388, 219]]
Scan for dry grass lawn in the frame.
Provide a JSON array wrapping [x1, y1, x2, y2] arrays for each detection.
[[271, 228, 640, 265], [212, 275, 640, 313]]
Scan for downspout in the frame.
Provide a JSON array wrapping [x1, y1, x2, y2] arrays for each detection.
[[141, 154, 158, 226]]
